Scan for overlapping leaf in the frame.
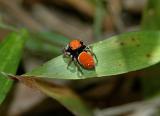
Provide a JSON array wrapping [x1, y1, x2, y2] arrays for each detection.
[[141, 0, 160, 98], [0, 30, 27, 104]]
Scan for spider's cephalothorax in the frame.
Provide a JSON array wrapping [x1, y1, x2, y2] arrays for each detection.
[[64, 40, 86, 59], [63, 40, 95, 69]]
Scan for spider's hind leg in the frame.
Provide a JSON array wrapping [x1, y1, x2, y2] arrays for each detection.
[[73, 57, 83, 75], [67, 55, 74, 69]]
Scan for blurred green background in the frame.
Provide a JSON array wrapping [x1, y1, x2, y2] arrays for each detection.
[[0, 0, 160, 116]]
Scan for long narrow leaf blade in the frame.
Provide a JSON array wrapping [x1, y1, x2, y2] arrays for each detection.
[[141, 0, 160, 98], [8, 76, 93, 116], [33, 79, 93, 116], [24, 31, 160, 79], [0, 30, 27, 104]]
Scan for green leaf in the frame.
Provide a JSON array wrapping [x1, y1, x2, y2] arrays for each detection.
[[7, 76, 93, 116], [140, 64, 160, 98], [0, 21, 17, 31], [141, 0, 160, 30], [26, 31, 70, 58], [24, 31, 160, 79], [93, 0, 106, 39], [26, 36, 61, 57], [37, 31, 70, 46], [0, 29, 27, 104], [140, 0, 160, 98]]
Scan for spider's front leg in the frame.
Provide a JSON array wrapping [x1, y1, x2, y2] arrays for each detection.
[[73, 57, 83, 75], [67, 56, 83, 75], [66, 55, 74, 69]]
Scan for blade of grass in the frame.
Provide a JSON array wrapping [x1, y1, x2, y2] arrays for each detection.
[[93, 0, 106, 40], [26, 36, 61, 57], [7, 76, 93, 116], [0, 29, 27, 104], [141, 0, 160, 98], [141, 0, 160, 30], [23, 31, 160, 79], [0, 20, 17, 31], [26, 31, 70, 58], [36, 31, 70, 46]]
